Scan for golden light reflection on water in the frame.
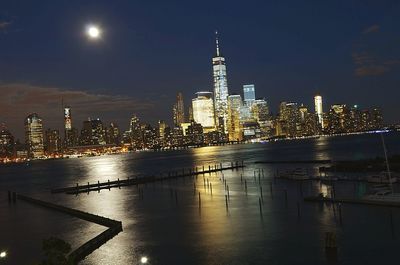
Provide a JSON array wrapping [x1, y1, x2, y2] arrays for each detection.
[[80, 155, 130, 182], [313, 137, 332, 161]]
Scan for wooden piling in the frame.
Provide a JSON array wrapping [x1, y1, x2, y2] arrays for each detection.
[[338, 203, 343, 225], [390, 210, 395, 239], [227, 185, 230, 200], [259, 197, 263, 217], [270, 183, 273, 200], [245, 180, 248, 195], [284, 189, 288, 207], [210, 183, 213, 195], [198, 192, 201, 211], [297, 202, 301, 219], [260, 186, 264, 203], [225, 195, 229, 212]]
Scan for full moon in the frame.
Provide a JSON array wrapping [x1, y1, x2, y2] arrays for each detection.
[[86, 25, 101, 39]]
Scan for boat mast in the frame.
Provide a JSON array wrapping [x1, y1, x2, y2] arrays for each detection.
[[381, 133, 393, 193]]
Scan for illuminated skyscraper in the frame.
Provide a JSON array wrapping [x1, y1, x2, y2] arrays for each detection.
[[45, 129, 61, 154], [158, 120, 167, 140], [212, 31, 229, 133], [192, 92, 215, 131], [173, 92, 185, 127], [0, 127, 14, 158], [80, 118, 106, 145], [243, 84, 256, 107], [25, 113, 44, 158], [227, 94, 243, 141], [64, 106, 75, 147], [314, 94, 324, 128]]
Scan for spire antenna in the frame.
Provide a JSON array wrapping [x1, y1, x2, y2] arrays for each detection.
[[215, 30, 220, 56]]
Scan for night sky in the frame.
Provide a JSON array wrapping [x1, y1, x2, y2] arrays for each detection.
[[1, 0, 399, 139]]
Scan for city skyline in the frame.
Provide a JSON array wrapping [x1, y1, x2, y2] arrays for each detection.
[[0, 1, 400, 139]]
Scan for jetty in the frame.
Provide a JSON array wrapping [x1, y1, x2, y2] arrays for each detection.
[[304, 195, 400, 208], [255, 159, 331, 164], [16, 194, 123, 264], [51, 161, 245, 195]]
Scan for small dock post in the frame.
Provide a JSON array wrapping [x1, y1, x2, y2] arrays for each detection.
[[198, 192, 201, 215], [390, 210, 395, 239], [270, 182, 273, 200], [297, 202, 301, 220], [284, 189, 288, 207], [245, 180, 248, 195], [225, 195, 229, 212], [259, 197, 263, 217], [325, 232, 338, 262]]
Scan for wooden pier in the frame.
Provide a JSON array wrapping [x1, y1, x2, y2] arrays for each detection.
[[304, 195, 400, 208], [16, 194, 123, 264], [51, 161, 245, 195], [255, 159, 332, 164]]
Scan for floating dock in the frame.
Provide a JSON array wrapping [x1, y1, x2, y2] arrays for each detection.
[[51, 161, 245, 195], [304, 195, 400, 208], [255, 159, 332, 164], [16, 194, 123, 264]]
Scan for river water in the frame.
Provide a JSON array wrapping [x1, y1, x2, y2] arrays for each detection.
[[1, 132, 400, 265]]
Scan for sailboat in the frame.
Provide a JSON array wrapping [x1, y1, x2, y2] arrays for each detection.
[[363, 133, 400, 203]]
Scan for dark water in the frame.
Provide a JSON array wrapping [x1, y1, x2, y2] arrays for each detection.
[[1, 132, 400, 265]]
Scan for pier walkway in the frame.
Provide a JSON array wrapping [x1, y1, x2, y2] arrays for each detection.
[[51, 161, 245, 195], [16, 194, 123, 264]]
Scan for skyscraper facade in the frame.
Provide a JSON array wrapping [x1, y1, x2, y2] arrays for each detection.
[[173, 92, 185, 127], [243, 84, 256, 107], [0, 128, 14, 158], [212, 32, 229, 133], [192, 92, 215, 131], [314, 94, 324, 128], [227, 94, 243, 141], [25, 113, 44, 158], [64, 106, 75, 147]]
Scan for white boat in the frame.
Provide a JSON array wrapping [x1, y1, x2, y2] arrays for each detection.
[[367, 171, 398, 184], [364, 191, 400, 203], [363, 133, 400, 203]]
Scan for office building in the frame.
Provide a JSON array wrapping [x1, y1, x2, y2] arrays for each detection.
[[192, 92, 216, 131], [227, 94, 243, 141], [212, 31, 229, 132], [243, 84, 256, 107], [173, 92, 185, 127], [25, 113, 44, 158]]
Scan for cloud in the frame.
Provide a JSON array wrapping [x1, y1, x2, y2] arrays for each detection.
[[362, 24, 380, 34], [353, 24, 400, 77], [0, 21, 12, 32], [352, 52, 400, 77], [354, 65, 388, 76], [0, 83, 154, 138]]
